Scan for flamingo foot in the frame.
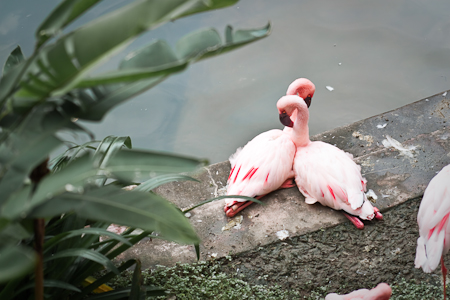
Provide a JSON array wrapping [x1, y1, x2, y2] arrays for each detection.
[[224, 201, 254, 217], [279, 178, 296, 189], [374, 207, 383, 220], [343, 212, 365, 230]]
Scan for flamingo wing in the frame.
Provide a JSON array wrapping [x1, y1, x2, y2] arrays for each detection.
[[415, 165, 450, 272], [294, 141, 372, 218], [226, 129, 295, 205]]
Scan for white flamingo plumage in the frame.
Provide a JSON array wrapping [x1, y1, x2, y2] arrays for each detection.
[[224, 79, 316, 218], [277, 93, 382, 229], [325, 283, 392, 300], [415, 164, 450, 300]]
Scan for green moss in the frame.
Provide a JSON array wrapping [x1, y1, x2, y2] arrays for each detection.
[[107, 260, 300, 300], [105, 261, 447, 300]]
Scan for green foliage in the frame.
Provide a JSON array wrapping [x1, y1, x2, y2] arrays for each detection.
[[0, 0, 270, 299], [107, 261, 301, 300]]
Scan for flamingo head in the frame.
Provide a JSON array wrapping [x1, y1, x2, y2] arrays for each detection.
[[277, 95, 308, 128], [286, 78, 315, 108]]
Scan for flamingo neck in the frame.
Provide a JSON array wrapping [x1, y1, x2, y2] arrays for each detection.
[[284, 106, 311, 147]]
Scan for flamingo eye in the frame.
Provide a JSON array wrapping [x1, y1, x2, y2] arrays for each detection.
[[307, 94, 311, 98]]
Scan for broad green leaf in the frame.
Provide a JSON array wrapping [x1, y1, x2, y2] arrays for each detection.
[[29, 185, 199, 244], [0, 106, 65, 205], [1, 154, 96, 219], [14, 279, 81, 296], [75, 62, 188, 87], [120, 40, 179, 69], [74, 23, 271, 88], [176, 27, 222, 59], [105, 149, 205, 182], [76, 259, 137, 298], [44, 248, 119, 274], [3, 0, 240, 108], [183, 195, 263, 213], [44, 227, 132, 253], [76, 77, 165, 121], [36, 0, 102, 47], [93, 135, 132, 168], [0, 246, 36, 283], [134, 174, 199, 192], [2, 46, 25, 75], [129, 259, 143, 300], [2, 149, 203, 219]]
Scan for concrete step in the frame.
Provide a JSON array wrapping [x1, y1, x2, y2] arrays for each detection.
[[117, 90, 450, 269]]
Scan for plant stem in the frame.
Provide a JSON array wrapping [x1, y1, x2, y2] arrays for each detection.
[[30, 158, 50, 300], [34, 218, 45, 300]]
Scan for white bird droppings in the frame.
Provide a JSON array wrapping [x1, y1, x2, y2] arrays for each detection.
[[376, 123, 387, 129], [365, 189, 378, 200], [443, 92, 448, 96], [382, 135, 416, 158], [184, 212, 191, 218], [326, 86, 334, 91], [276, 230, 289, 240]]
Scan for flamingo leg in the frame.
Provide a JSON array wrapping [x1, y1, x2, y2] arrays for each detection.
[[224, 178, 296, 217], [442, 255, 448, 300], [225, 195, 266, 218], [374, 206, 383, 220], [342, 212, 365, 230], [279, 178, 296, 189]]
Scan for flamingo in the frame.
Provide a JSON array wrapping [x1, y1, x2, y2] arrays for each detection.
[[223, 80, 316, 218], [325, 283, 392, 300], [415, 164, 450, 300], [277, 94, 382, 229]]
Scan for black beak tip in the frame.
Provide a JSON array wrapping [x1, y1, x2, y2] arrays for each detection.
[[279, 113, 294, 128], [304, 96, 312, 108]]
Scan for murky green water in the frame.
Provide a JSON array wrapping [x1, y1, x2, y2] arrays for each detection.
[[2, 0, 450, 163]]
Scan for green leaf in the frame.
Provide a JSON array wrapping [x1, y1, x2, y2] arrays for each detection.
[[44, 248, 120, 274], [74, 23, 271, 88], [2, 148, 203, 219], [183, 195, 264, 213], [129, 259, 143, 300], [36, 0, 102, 47], [93, 135, 132, 168], [194, 243, 200, 261], [3, 0, 240, 108], [2, 46, 25, 75], [133, 174, 199, 192], [29, 185, 199, 244], [14, 279, 81, 296], [2, 154, 97, 218], [77, 259, 137, 298], [0, 106, 65, 205], [0, 246, 36, 283], [105, 149, 205, 182], [44, 227, 132, 253], [76, 77, 165, 121]]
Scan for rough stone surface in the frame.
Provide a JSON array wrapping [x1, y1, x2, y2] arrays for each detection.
[[117, 91, 450, 270]]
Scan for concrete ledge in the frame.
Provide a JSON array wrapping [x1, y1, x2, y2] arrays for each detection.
[[117, 91, 450, 269]]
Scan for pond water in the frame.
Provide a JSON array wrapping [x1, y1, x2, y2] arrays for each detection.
[[2, 0, 450, 163]]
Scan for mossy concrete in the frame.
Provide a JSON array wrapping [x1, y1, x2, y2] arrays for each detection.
[[116, 91, 450, 270]]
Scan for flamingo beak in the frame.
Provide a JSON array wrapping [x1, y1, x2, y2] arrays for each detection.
[[304, 95, 312, 108], [279, 111, 294, 127]]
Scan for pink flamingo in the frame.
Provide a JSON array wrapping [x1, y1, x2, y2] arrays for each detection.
[[325, 283, 392, 300], [277, 94, 382, 229], [224, 80, 316, 218], [415, 165, 450, 300]]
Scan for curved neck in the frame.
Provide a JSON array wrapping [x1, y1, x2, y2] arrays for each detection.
[[283, 105, 311, 147]]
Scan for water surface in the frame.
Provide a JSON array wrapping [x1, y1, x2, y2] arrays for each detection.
[[1, 0, 450, 163]]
